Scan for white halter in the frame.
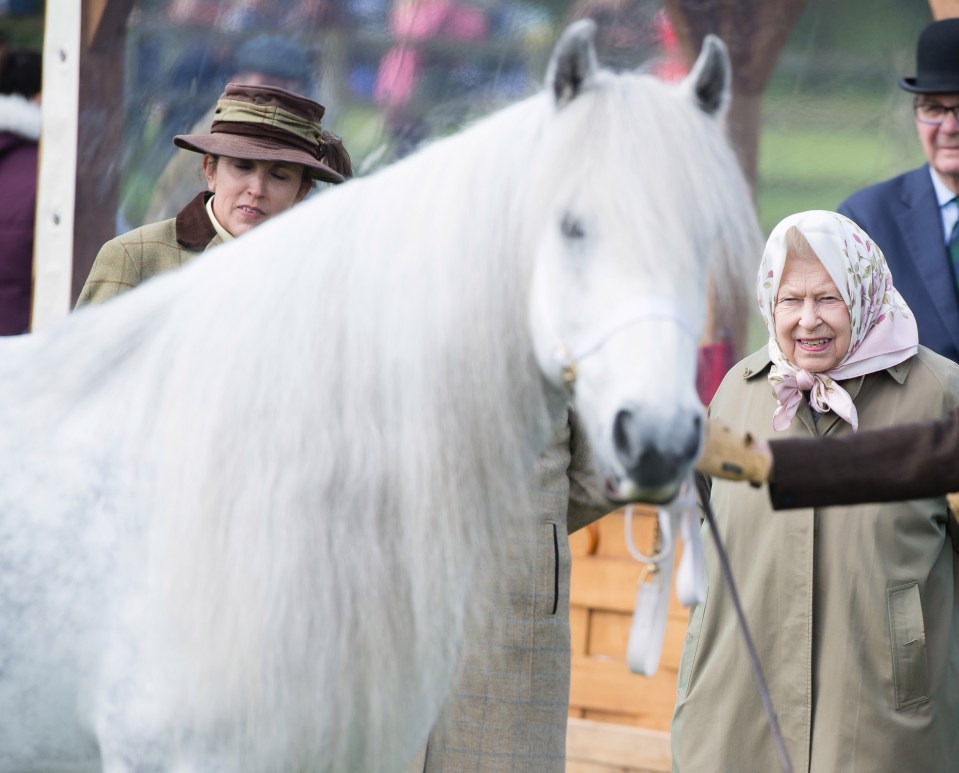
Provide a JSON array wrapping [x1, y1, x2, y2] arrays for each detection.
[[552, 295, 698, 388]]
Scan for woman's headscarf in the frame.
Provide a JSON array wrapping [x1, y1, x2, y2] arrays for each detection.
[[757, 210, 918, 431]]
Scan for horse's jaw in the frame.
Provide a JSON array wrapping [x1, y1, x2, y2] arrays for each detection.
[[604, 472, 686, 506]]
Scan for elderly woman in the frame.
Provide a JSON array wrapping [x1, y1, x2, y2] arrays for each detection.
[[76, 83, 352, 306], [671, 210, 959, 772]]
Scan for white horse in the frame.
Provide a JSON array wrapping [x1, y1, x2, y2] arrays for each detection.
[[0, 21, 758, 772]]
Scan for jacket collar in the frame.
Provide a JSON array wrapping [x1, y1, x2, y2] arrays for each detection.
[[175, 191, 219, 251]]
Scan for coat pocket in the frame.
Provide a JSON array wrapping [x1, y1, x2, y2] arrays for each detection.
[[886, 581, 929, 709], [676, 584, 709, 699], [532, 521, 562, 618]]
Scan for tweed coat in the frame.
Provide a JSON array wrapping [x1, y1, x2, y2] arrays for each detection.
[[672, 346, 959, 773], [76, 192, 222, 307], [839, 167, 959, 364], [408, 407, 609, 772]]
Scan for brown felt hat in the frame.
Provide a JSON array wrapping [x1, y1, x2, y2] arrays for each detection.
[[174, 83, 345, 184]]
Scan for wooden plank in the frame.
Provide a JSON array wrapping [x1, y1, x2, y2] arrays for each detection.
[[586, 609, 687, 672], [569, 655, 679, 721], [582, 709, 647, 727], [594, 508, 659, 558], [566, 718, 671, 772], [570, 554, 691, 616], [570, 605, 590, 655], [33, 0, 82, 329], [570, 555, 644, 612]]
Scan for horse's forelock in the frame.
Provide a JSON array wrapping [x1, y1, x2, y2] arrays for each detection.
[[523, 69, 758, 323]]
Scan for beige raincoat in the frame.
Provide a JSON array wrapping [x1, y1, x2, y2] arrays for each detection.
[[671, 346, 959, 772]]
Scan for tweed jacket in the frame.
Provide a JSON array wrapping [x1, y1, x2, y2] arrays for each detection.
[[408, 407, 609, 772], [839, 166, 959, 364], [671, 346, 959, 773], [769, 404, 959, 509], [76, 192, 222, 307]]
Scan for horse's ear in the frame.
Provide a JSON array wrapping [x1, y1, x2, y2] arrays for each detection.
[[546, 20, 599, 108], [682, 34, 731, 118]]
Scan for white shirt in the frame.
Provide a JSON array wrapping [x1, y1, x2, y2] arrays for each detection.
[[205, 195, 235, 243], [928, 166, 959, 243]]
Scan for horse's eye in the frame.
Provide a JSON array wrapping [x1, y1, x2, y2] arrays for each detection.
[[560, 213, 585, 240]]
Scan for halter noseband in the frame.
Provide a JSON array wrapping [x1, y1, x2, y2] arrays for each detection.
[[552, 296, 698, 388]]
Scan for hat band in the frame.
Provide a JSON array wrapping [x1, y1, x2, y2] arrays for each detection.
[[214, 98, 325, 150], [209, 120, 327, 160]]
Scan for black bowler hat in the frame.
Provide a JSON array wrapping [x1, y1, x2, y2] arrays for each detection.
[[901, 18, 959, 93]]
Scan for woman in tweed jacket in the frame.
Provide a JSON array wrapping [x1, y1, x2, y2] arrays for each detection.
[[76, 83, 351, 307]]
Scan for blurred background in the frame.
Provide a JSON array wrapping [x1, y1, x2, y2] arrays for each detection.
[[4, 4, 928, 226]]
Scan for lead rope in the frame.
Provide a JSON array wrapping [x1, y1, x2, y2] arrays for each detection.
[[700, 489, 793, 773], [625, 478, 793, 773]]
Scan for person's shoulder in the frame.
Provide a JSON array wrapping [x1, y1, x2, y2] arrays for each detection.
[[710, 347, 771, 405], [102, 218, 177, 252], [901, 345, 959, 401], [914, 345, 959, 377]]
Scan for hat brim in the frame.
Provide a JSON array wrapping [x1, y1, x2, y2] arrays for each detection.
[[173, 133, 345, 184], [898, 76, 959, 94]]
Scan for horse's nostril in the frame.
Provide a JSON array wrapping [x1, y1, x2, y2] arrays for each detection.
[[613, 408, 638, 466], [682, 414, 704, 460]]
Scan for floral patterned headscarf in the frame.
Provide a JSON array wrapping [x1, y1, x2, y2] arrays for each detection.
[[757, 210, 918, 431]]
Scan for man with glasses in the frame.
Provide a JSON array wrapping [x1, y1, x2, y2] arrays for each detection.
[[839, 18, 959, 364]]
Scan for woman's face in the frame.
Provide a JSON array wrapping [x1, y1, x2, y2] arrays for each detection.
[[774, 251, 851, 373], [203, 155, 312, 237]]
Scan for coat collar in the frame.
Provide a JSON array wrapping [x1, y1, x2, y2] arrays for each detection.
[[739, 347, 914, 435], [175, 191, 219, 251]]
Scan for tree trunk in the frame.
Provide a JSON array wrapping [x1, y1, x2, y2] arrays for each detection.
[[663, 0, 807, 189]]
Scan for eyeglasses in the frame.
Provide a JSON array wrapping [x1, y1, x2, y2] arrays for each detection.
[[914, 100, 959, 125]]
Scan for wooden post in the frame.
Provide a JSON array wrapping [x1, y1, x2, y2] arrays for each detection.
[[32, 0, 135, 328], [32, 1, 81, 330], [73, 0, 136, 303]]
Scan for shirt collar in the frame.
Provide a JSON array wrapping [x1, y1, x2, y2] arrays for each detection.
[[928, 165, 959, 242], [205, 195, 235, 244]]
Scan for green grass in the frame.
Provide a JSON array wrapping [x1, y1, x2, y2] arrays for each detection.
[[756, 104, 924, 233], [746, 93, 926, 352]]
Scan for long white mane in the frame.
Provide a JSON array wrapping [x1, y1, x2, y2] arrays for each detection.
[[0, 25, 758, 772]]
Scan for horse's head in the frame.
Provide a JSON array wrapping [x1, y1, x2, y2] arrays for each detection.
[[526, 21, 757, 504]]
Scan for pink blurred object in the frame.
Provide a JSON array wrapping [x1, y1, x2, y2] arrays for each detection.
[[696, 341, 735, 405], [375, 0, 489, 109], [653, 9, 688, 82]]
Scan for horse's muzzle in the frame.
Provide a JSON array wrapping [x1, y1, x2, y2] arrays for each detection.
[[611, 405, 702, 500]]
